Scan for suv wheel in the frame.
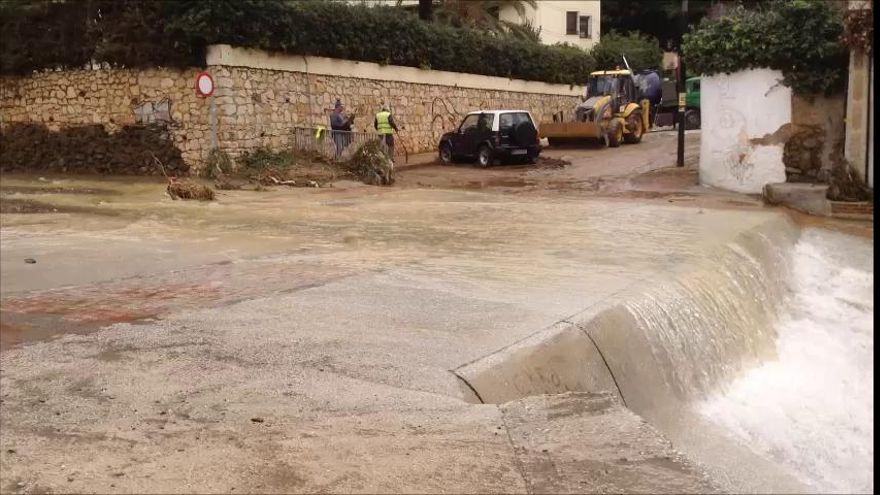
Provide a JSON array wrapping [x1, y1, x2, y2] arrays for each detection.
[[477, 145, 492, 167], [440, 143, 454, 164]]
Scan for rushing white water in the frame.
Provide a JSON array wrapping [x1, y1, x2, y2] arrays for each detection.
[[697, 228, 874, 494]]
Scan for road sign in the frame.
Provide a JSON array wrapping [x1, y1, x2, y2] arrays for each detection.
[[195, 72, 214, 97]]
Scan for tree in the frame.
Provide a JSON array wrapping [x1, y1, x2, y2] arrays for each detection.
[[591, 31, 663, 71], [601, 0, 761, 50], [433, 0, 537, 35], [418, 0, 431, 20]]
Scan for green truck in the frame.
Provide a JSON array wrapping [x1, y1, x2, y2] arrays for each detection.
[[656, 76, 701, 130]]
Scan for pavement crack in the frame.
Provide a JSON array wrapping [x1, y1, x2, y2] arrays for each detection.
[[500, 406, 533, 495]]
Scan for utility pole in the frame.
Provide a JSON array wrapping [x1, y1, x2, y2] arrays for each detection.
[[677, 0, 688, 167]]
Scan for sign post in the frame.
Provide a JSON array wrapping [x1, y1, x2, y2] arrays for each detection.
[[677, 0, 688, 168], [195, 72, 218, 149]]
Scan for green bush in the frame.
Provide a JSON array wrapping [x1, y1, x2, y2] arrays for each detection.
[[237, 147, 296, 174], [0, 0, 595, 85], [681, 0, 848, 96], [590, 31, 663, 72]]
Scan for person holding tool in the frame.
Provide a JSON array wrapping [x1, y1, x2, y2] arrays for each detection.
[[374, 103, 399, 164], [330, 99, 355, 159]]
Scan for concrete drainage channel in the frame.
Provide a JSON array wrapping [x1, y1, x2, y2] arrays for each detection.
[[449, 216, 848, 494]]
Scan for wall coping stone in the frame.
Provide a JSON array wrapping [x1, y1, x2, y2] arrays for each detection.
[[206, 44, 587, 97]]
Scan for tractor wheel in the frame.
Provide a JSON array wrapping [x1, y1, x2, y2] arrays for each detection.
[[607, 119, 623, 148], [624, 111, 644, 144]]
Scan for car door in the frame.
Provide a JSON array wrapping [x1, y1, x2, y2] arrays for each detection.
[[473, 113, 495, 152], [453, 114, 480, 157]]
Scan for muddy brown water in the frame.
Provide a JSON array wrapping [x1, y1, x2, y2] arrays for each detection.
[[0, 197, 122, 215]]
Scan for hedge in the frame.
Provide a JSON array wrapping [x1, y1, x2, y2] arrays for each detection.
[[681, 0, 848, 96], [590, 31, 663, 72], [0, 0, 595, 85]]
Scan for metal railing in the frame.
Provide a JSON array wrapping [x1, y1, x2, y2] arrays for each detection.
[[290, 126, 406, 164]]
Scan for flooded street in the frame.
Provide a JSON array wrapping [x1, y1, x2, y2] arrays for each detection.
[[0, 132, 872, 493]]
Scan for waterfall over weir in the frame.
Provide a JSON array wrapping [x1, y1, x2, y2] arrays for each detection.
[[698, 229, 874, 493], [455, 216, 874, 493]]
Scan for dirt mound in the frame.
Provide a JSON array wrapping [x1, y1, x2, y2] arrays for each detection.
[[0, 123, 187, 176], [536, 156, 571, 169]]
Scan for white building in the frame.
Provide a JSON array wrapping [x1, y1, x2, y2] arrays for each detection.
[[499, 1, 601, 49], [353, 1, 601, 50]]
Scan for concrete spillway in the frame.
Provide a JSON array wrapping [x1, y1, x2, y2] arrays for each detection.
[[456, 217, 874, 494]]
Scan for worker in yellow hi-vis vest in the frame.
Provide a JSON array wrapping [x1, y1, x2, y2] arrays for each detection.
[[374, 105, 399, 163]]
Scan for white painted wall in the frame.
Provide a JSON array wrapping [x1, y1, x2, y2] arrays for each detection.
[[699, 69, 790, 194], [499, 1, 601, 49]]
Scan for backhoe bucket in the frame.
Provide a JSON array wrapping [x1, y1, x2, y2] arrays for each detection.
[[539, 121, 604, 140]]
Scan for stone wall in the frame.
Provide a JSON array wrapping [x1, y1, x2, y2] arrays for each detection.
[[206, 65, 580, 159], [786, 94, 846, 183], [0, 68, 211, 166], [0, 46, 584, 173]]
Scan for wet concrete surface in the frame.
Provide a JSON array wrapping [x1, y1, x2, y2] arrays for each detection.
[[0, 131, 870, 493]]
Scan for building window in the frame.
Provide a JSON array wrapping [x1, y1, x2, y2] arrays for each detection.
[[566, 11, 578, 35], [579, 15, 592, 38]]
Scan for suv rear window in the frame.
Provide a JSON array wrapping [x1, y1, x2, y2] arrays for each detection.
[[499, 112, 533, 131]]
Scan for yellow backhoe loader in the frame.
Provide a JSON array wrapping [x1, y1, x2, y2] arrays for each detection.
[[540, 68, 650, 148]]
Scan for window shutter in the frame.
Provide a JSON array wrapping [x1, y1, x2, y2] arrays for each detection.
[[566, 12, 578, 35], [579, 16, 592, 38]]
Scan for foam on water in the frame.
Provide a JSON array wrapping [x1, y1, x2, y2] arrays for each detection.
[[697, 229, 874, 493]]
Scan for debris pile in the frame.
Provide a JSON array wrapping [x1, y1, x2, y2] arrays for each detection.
[[237, 147, 336, 188], [166, 178, 215, 201], [203, 148, 235, 179], [0, 123, 187, 175], [343, 140, 394, 186], [536, 156, 571, 169], [827, 164, 873, 202]]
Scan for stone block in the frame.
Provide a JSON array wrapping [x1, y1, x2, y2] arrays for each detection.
[[763, 182, 830, 216]]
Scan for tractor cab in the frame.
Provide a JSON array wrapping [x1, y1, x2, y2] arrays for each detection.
[[585, 69, 639, 112]]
